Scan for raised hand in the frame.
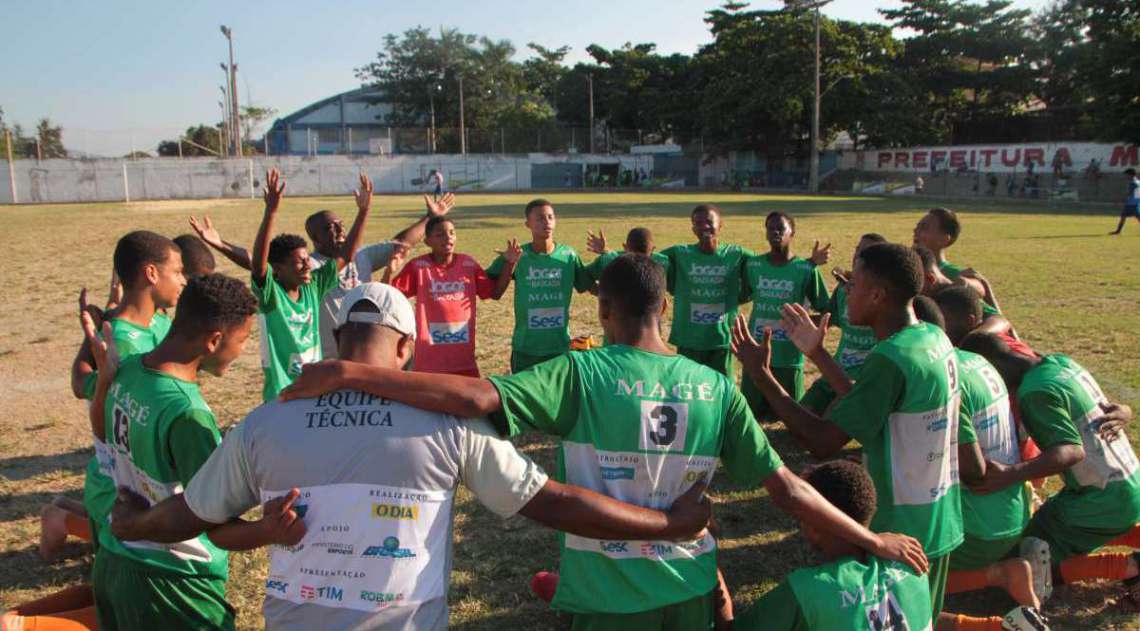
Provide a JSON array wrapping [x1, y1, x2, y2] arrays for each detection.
[[353, 172, 373, 213], [189, 215, 225, 249], [79, 287, 106, 331], [665, 481, 711, 540], [872, 533, 929, 575], [810, 240, 832, 266], [257, 488, 307, 546], [586, 229, 608, 255], [780, 303, 829, 355], [730, 313, 771, 378], [279, 360, 348, 401], [82, 314, 119, 378], [263, 168, 285, 213], [495, 238, 523, 265], [425, 192, 455, 218]]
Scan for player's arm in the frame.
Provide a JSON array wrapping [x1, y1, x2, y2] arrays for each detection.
[[189, 216, 252, 270], [521, 480, 710, 541], [281, 360, 502, 419], [958, 438, 987, 485], [81, 314, 118, 440], [250, 169, 285, 285], [488, 240, 521, 300], [958, 268, 1000, 312], [393, 193, 455, 246], [765, 466, 928, 574], [71, 288, 111, 399], [974, 313, 1012, 337], [204, 490, 306, 551], [110, 488, 304, 549], [336, 173, 373, 270], [779, 304, 853, 394]]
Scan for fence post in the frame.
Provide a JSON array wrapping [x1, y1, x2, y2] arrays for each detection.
[[4, 129, 16, 203], [248, 159, 255, 199], [501, 129, 505, 156], [122, 161, 130, 202], [348, 128, 353, 155]]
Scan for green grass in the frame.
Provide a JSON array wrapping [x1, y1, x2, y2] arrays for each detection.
[[1, 192, 1138, 629]]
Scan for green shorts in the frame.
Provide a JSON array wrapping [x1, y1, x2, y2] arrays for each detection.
[[949, 533, 1021, 571], [571, 591, 713, 631], [93, 549, 234, 631], [929, 553, 951, 622], [741, 366, 804, 420], [675, 347, 733, 377], [1021, 495, 1137, 561], [510, 350, 564, 374]]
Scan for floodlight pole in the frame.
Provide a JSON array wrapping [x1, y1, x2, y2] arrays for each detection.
[[587, 73, 595, 153], [458, 75, 466, 155], [5, 129, 17, 203], [810, 5, 821, 193], [221, 26, 242, 157]]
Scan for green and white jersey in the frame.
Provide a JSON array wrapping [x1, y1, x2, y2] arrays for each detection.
[[739, 557, 932, 631], [828, 322, 963, 557], [82, 312, 173, 536], [98, 354, 227, 580], [253, 262, 340, 401], [488, 345, 783, 614], [742, 254, 828, 368], [487, 243, 593, 357], [828, 285, 877, 377], [1018, 355, 1140, 530], [660, 244, 751, 351], [939, 260, 963, 279], [956, 350, 1028, 540]]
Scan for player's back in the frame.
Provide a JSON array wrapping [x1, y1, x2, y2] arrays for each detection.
[[787, 556, 933, 631]]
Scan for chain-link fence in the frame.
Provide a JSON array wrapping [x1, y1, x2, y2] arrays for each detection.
[[273, 126, 657, 156]]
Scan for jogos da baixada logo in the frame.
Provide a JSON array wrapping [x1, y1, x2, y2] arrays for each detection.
[[363, 536, 416, 559]]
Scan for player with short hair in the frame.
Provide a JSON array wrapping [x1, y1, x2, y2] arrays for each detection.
[[739, 211, 829, 419], [961, 333, 1140, 604], [249, 170, 372, 400], [106, 282, 716, 630], [800, 233, 885, 415], [277, 254, 928, 630], [733, 242, 973, 623], [1110, 168, 1140, 235], [913, 208, 996, 310], [584, 226, 660, 284], [387, 215, 516, 376], [735, 459, 935, 631], [173, 234, 216, 277], [485, 198, 594, 373]]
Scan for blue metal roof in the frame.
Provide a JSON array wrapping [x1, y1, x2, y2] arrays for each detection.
[[268, 85, 389, 130]]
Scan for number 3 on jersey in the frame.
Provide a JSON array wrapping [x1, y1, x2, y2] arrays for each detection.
[[640, 401, 689, 452]]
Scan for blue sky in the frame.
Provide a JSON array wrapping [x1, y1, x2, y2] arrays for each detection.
[[3, 0, 1050, 157]]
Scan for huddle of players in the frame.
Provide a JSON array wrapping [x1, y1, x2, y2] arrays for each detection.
[[13, 167, 1139, 631]]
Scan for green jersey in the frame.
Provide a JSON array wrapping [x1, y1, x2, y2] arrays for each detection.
[[488, 345, 783, 614], [82, 312, 173, 537], [1018, 355, 1140, 530], [487, 243, 593, 357], [828, 285, 878, 378], [956, 350, 1029, 540], [939, 260, 963, 279], [739, 557, 933, 631], [660, 244, 751, 351], [252, 261, 340, 401], [99, 355, 228, 580], [742, 254, 828, 368], [828, 322, 964, 557]]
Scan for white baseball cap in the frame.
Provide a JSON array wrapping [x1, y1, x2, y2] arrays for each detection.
[[334, 282, 416, 340]]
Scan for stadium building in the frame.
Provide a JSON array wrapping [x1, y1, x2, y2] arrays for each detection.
[[266, 86, 398, 156]]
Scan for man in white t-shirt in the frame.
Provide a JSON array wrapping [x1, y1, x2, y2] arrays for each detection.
[[109, 283, 711, 631], [188, 192, 457, 358]]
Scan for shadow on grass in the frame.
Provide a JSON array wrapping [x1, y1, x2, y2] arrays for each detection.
[[0, 545, 91, 593], [0, 448, 90, 483], [0, 490, 82, 522]]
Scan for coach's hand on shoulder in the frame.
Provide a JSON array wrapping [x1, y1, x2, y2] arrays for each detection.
[[110, 487, 152, 541], [871, 532, 929, 575], [664, 481, 711, 540], [279, 360, 348, 401], [258, 488, 307, 546], [730, 314, 771, 378]]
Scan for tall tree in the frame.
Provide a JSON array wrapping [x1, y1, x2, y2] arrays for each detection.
[[35, 118, 67, 158]]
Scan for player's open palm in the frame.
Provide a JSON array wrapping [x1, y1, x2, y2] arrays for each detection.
[[353, 173, 373, 212], [586, 229, 607, 255], [810, 240, 831, 266], [872, 533, 929, 576], [263, 168, 285, 212], [496, 238, 523, 265], [730, 314, 771, 378], [780, 303, 828, 355], [189, 215, 224, 249], [425, 192, 455, 218]]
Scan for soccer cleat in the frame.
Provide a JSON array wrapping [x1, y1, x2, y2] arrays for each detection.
[[1019, 537, 1053, 602], [1002, 605, 1050, 631]]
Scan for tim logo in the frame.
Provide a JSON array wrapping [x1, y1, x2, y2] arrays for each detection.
[[690, 303, 725, 325], [430, 279, 466, 295], [689, 264, 727, 277], [527, 267, 562, 281], [299, 585, 316, 599], [528, 307, 565, 330], [265, 579, 288, 594], [640, 542, 673, 557], [429, 322, 470, 345], [315, 586, 344, 602], [600, 541, 629, 554]]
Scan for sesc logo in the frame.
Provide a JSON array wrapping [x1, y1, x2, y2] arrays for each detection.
[[430, 279, 467, 295], [526, 267, 563, 281], [362, 536, 417, 560], [265, 579, 288, 595], [528, 307, 565, 330], [599, 541, 629, 554], [690, 303, 725, 325], [371, 503, 420, 521], [428, 322, 470, 345]]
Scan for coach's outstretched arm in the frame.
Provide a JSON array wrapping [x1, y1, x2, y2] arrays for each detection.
[[281, 359, 502, 419], [250, 169, 285, 285]]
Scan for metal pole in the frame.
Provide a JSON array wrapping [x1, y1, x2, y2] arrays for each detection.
[[178, 138, 183, 159], [35, 138, 42, 162], [458, 75, 466, 155], [217, 127, 224, 155], [219, 81, 231, 156], [429, 91, 437, 153], [347, 127, 353, 155], [122, 161, 130, 202], [223, 26, 243, 157], [5, 129, 17, 203], [809, 6, 821, 193], [248, 159, 255, 198], [501, 128, 505, 155], [587, 74, 595, 153]]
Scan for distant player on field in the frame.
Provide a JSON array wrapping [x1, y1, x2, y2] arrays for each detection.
[[1110, 168, 1140, 235]]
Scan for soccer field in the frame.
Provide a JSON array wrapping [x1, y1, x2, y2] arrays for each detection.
[[1, 192, 1138, 629]]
